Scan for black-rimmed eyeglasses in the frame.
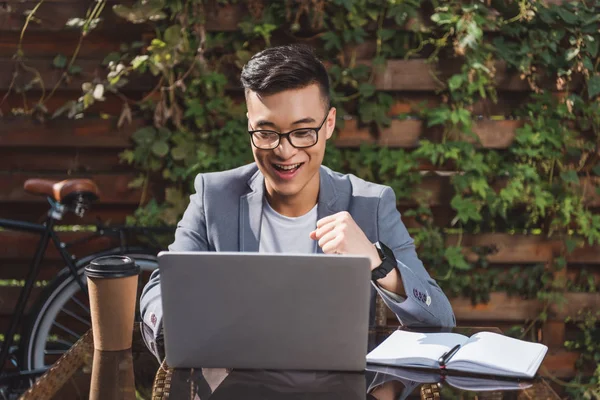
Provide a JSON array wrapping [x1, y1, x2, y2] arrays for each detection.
[[248, 111, 329, 150]]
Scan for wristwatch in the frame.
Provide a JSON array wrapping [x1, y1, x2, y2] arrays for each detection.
[[372, 241, 397, 281]]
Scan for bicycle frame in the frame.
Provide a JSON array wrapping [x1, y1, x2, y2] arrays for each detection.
[[0, 196, 173, 385], [0, 203, 85, 376]]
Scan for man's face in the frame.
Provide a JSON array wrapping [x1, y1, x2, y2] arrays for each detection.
[[246, 84, 336, 201]]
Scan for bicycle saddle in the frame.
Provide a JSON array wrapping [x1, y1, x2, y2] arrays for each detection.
[[24, 179, 100, 204]]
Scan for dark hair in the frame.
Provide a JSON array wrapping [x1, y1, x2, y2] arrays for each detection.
[[240, 44, 330, 109]]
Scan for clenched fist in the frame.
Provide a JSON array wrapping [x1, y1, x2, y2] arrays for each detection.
[[309, 211, 380, 270]]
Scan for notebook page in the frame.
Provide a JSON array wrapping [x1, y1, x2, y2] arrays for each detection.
[[446, 332, 548, 378], [366, 330, 468, 369]]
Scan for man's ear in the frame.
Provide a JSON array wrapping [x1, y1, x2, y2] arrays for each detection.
[[325, 107, 337, 140]]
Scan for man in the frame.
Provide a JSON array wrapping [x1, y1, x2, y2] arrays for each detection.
[[140, 44, 455, 360]]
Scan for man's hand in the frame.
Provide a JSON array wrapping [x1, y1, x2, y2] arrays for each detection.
[[310, 211, 404, 296], [309, 211, 380, 269]]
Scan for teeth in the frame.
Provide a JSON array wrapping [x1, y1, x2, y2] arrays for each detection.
[[274, 163, 301, 170]]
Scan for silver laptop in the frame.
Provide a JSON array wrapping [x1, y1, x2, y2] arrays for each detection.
[[158, 251, 371, 371]]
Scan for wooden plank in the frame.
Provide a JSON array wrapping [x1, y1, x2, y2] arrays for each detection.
[[541, 351, 580, 379], [451, 293, 543, 321], [0, 1, 146, 33], [447, 233, 600, 264], [0, 58, 534, 93], [0, 90, 131, 116], [338, 119, 524, 149], [0, 260, 67, 281], [542, 321, 566, 347], [0, 202, 136, 225], [0, 286, 41, 315], [373, 60, 532, 92], [0, 31, 124, 58], [0, 58, 155, 91], [583, 176, 600, 208], [0, 149, 131, 173], [0, 173, 143, 204], [395, 176, 599, 209], [0, 1, 241, 32], [388, 92, 532, 117], [549, 293, 600, 320], [451, 233, 556, 264], [0, 231, 118, 261], [0, 117, 140, 148], [401, 292, 600, 322]]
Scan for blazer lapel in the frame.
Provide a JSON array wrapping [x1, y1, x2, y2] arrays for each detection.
[[239, 169, 264, 252], [316, 167, 343, 254]]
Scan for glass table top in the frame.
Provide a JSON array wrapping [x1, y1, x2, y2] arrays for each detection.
[[19, 326, 560, 400]]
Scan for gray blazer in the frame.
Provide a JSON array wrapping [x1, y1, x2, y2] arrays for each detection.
[[140, 164, 455, 359]]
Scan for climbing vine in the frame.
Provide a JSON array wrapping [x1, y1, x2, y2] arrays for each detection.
[[3, 0, 600, 393]]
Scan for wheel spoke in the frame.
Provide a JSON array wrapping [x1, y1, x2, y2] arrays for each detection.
[[69, 296, 90, 315], [44, 350, 68, 356], [52, 338, 75, 349], [51, 322, 81, 341], [59, 307, 91, 327]]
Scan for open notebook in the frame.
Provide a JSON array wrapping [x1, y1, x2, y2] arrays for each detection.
[[366, 330, 548, 378]]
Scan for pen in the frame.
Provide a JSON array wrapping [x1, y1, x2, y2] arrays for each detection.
[[438, 344, 461, 367]]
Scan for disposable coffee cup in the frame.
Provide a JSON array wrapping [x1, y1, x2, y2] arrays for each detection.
[[85, 256, 140, 351]]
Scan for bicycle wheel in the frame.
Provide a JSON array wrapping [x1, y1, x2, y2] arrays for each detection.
[[20, 248, 159, 370]]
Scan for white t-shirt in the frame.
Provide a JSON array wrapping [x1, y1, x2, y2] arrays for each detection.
[[259, 200, 318, 254], [258, 199, 403, 302]]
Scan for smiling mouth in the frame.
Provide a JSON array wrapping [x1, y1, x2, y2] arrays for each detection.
[[272, 163, 304, 173]]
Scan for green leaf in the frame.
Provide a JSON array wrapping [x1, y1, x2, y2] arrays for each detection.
[[448, 75, 464, 91], [131, 55, 149, 70], [128, 175, 146, 189], [151, 141, 169, 157], [51, 100, 76, 119], [560, 170, 579, 184], [132, 127, 156, 144], [451, 195, 482, 223], [322, 32, 342, 51], [582, 56, 594, 71], [119, 149, 135, 164], [444, 247, 471, 271], [171, 146, 187, 161], [566, 48, 579, 62], [53, 54, 67, 69], [555, 256, 567, 270], [585, 38, 599, 58], [587, 76, 600, 98], [592, 164, 600, 176], [378, 28, 395, 41], [431, 12, 453, 25], [102, 52, 121, 66], [68, 65, 82, 75], [556, 8, 578, 24], [164, 24, 182, 46], [358, 83, 375, 97]]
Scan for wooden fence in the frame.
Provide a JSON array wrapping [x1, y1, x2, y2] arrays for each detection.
[[0, 0, 599, 382]]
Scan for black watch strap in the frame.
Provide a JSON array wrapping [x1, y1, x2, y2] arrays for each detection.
[[371, 241, 397, 281]]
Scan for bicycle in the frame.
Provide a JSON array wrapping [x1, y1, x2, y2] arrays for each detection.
[[0, 177, 173, 396]]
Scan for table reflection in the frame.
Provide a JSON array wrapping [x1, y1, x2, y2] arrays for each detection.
[[20, 326, 561, 400], [167, 368, 366, 399], [89, 349, 136, 400]]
